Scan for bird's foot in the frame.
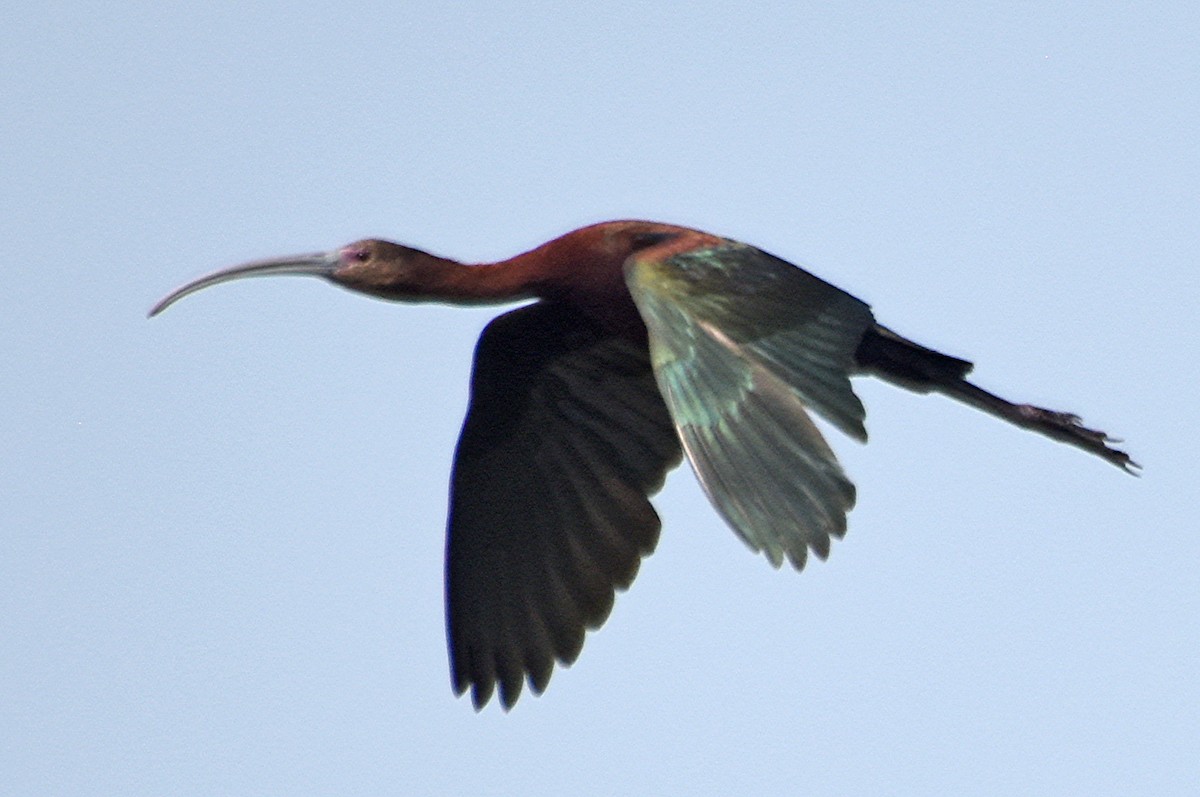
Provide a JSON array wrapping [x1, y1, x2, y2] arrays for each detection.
[[1016, 404, 1139, 474]]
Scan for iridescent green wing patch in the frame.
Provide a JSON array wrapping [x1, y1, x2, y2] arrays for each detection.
[[626, 243, 876, 568]]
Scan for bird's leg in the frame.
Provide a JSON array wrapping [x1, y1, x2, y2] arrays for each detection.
[[945, 380, 1138, 473], [856, 324, 1137, 473]]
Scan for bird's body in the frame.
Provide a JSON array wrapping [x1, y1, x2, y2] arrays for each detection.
[[152, 220, 1134, 709]]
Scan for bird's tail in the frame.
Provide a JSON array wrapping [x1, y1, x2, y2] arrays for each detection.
[[855, 324, 1137, 472]]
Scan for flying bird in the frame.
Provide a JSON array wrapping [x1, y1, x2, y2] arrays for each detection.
[[151, 220, 1135, 709]]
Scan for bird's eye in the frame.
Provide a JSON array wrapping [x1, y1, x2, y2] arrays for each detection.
[[630, 232, 673, 251], [352, 248, 370, 262]]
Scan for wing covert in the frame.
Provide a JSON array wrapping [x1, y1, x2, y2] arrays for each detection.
[[626, 242, 876, 569]]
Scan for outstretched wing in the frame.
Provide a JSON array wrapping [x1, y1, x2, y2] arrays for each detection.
[[626, 241, 875, 570], [446, 301, 682, 709]]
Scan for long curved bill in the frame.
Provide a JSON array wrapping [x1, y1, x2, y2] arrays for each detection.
[[148, 251, 341, 317]]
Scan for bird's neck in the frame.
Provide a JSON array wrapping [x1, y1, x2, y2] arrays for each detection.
[[409, 232, 640, 329], [426, 237, 581, 304], [405, 253, 544, 305], [488, 232, 645, 331]]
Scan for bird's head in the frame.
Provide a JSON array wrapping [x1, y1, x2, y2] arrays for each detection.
[[148, 239, 443, 316]]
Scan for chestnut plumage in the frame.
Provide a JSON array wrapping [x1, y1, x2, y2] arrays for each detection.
[[152, 220, 1135, 709]]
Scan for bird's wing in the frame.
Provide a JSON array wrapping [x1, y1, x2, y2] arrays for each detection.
[[626, 241, 876, 570], [446, 301, 682, 710]]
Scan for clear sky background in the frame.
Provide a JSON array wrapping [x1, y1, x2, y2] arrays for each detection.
[[3, 4, 1196, 795]]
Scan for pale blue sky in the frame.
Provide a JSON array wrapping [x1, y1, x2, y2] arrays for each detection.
[[3, 3, 1196, 795]]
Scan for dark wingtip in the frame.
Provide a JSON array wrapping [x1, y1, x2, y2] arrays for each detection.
[[470, 681, 494, 712]]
